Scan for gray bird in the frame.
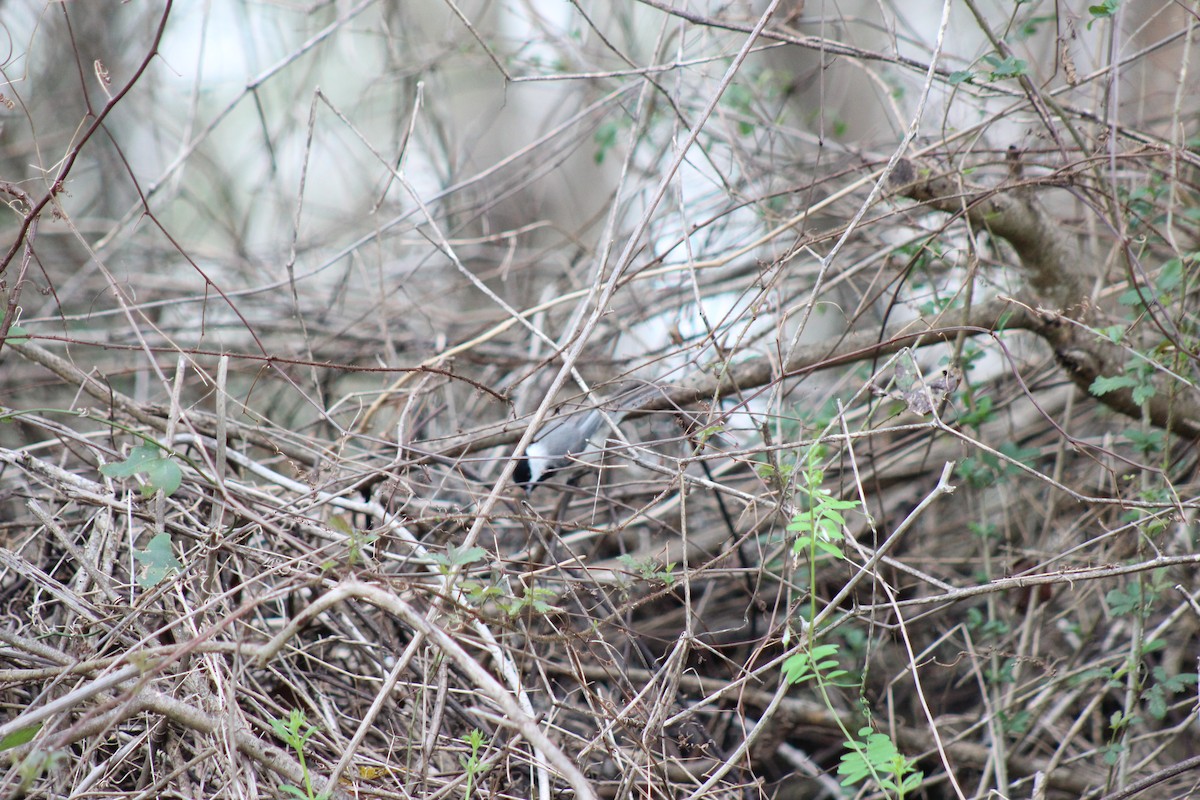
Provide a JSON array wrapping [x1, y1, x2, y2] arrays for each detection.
[[513, 386, 661, 490]]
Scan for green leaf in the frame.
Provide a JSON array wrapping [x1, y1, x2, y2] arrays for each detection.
[[464, 728, 486, 751], [783, 644, 842, 686], [1156, 666, 1199, 692], [1088, 0, 1120, 28], [1131, 383, 1156, 405], [2, 325, 29, 345], [100, 444, 183, 497], [134, 533, 182, 588], [902, 771, 925, 792], [1118, 287, 1147, 309], [0, 723, 41, 751], [329, 516, 354, 535], [1124, 428, 1165, 455], [1089, 374, 1138, 397], [99, 445, 158, 478], [837, 727, 919, 790], [1020, 14, 1058, 37], [0, 308, 30, 345], [948, 70, 974, 85], [1106, 581, 1161, 618], [1000, 709, 1031, 734], [430, 545, 487, 569], [1156, 258, 1183, 293], [959, 395, 994, 428], [141, 456, 182, 497], [983, 54, 1028, 79], [1145, 682, 1168, 719]]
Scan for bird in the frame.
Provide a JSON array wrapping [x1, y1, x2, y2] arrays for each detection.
[[513, 386, 661, 491]]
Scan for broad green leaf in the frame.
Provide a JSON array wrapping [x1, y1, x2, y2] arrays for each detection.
[[100, 444, 182, 497], [134, 533, 182, 588], [1089, 374, 1138, 397], [0, 724, 41, 752]]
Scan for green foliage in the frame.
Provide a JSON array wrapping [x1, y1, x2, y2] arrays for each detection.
[[271, 709, 329, 800], [1, 309, 29, 344], [958, 394, 994, 429], [1099, 568, 1166, 618], [1155, 256, 1185, 293], [829, 627, 869, 684], [499, 585, 560, 617], [1090, 362, 1158, 406], [957, 442, 1038, 488], [1104, 583, 1144, 617], [916, 294, 956, 316], [722, 69, 793, 135], [617, 554, 678, 587], [328, 516, 378, 567], [459, 576, 560, 617], [460, 729, 490, 800], [788, 458, 855, 562], [892, 238, 944, 276], [958, 342, 989, 373], [782, 643, 847, 686], [1123, 427, 1165, 455], [986, 657, 1018, 685], [805, 394, 847, 431], [0, 723, 41, 752], [784, 447, 861, 648], [460, 578, 502, 606], [967, 521, 998, 541], [965, 607, 1009, 638], [1088, 0, 1120, 28], [693, 424, 725, 447], [429, 545, 488, 575], [272, 708, 318, 752], [756, 460, 796, 483], [1089, 373, 1137, 397], [1018, 14, 1059, 38], [100, 443, 183, 497], [776, 451, 922, 797], [982, 53, 1028, 80], [1109, 707, 1136, 736], [782, 641, 923, 797], [133, 533, 182, 589], [1116, 257, 1198, 359], [838, 727, 924, 798], [999, 709, 1031, 735], [1117, 180, 1167, 228], [1121, 487, 1173, 535], [1144, 667, 1199, 719], [1071, 665, 1121, 688]]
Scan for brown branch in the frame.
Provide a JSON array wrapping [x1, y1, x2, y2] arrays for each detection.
[[429, 300, 1027, 461], [889, 160, 1089, 310], [890, 159, 1200, 439]]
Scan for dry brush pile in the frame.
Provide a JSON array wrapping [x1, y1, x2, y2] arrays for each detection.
[[2, 2, 1200, 799]]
